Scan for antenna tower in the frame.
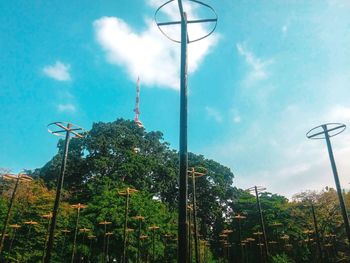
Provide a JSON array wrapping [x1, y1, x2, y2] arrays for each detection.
[[134, 77, 143, 128]]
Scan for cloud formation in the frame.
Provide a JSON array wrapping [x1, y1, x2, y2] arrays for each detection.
[[57, 103, 76, 113], [236, 43, 273, 87], [205, 106, 223, 123], [93, 1, 218, 90], [43, 61, 71, 81]]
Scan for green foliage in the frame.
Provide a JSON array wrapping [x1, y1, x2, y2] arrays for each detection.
[[1, 119, 350, 262], [271, 253, 294, 263]]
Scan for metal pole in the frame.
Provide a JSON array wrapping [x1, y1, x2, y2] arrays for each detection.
[[192, 176, 200, 263], [106, 234, 110, 263], [88, 238, 93, 263], [178, 8, 189, 263], [123, 192, 130, 263], [254, 187, 269, 261], [71, 206, 81, 263], [0, 176, 20, 254], [42, 216, 52, 262], [45, 124, 71, 263], [103, 224, 107, 263], [311, 204, 323, 262], [137, 220, 141, 263], [323, 127, 350, 246]]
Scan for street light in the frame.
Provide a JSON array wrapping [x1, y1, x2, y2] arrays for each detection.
[[132, 216, 145, 263], [23, 220, 39, 261], [99, 220, 112, 263], [247, 186, 269, 261], [155, 2, 217, 261], [233, 214, 246, 263], [70, 203, 87, 263], [148, 225, 160, 263], [41, 212, 53, 262], [0, 173, 33, 255], [105, 232, 113, 262], [45, 122, 85, 263], [140, 235, 149, 262], [79, 228, 91, 262], [221, 230, 233, 263], [303, 203, 323, 262], [307, 123, 350, 247], [118, 187, 138, 263], [87, 234, 96, 263], [253, 231, 264, 262]]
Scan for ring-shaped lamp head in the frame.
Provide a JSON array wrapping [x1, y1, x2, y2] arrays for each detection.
[[155, 0, 217, 43]]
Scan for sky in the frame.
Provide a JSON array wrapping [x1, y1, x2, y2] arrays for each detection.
[[1, 0, 350, 198]]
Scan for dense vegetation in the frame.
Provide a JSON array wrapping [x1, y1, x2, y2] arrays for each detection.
[[1, 119, 349, 262]]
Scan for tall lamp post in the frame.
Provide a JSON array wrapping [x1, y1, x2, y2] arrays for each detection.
[[233, 214, 246, 263], [132, 216, 145, 263], [118, 187, 138, 263], [70, 203, 87, 263], [0, 173, 33, 255], [247, 186, 269, 261], [79, 228, 91, 263], [105, 232, 113, 262], [45, 122, 85, 263], [99, 220, 112, 263], [306, 123, 350, 247], [304, 203, 323, 262], [23, 220, 39, 261], [139, 235, 149, 262], [148, 225, 160, 263], [41, 212, 53, 262], [87, 234, 96, 263], [188, 167, 206, 263], [155, 2, 217, 262], [221, 230, 233, 262]]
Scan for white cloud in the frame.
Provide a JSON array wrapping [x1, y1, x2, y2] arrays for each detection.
[[236, 43, 273, 87], [282, 25, 288, 34], [233, 116, 241, 123], [327, 105, 350, 122], [57, 103, 76, 113], [205, 106, 223, 123], [43, 61, 71, 81], [93, 1, 218, 90]]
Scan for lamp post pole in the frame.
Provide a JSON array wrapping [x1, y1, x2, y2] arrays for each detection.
[[148, 226, 160, 263], [45, 122, 85, 263], [247, 186, 269, 261], [42, 213, 53, 263], [118, 187, 138, 263], [87, 235, 96, 263], [0, 173, 33, 255], [233, 214, 246, 263], [70, 204, 87, 263], [155, 2, 217, 261], [133, 216, 145, 263], [307, 123, 350, 247], [99, 221, 112, 263]]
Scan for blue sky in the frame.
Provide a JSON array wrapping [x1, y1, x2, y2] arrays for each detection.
[[1, 0, 350, 198]]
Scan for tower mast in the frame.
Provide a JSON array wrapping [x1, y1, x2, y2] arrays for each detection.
[[134, 77, 143, 128]]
